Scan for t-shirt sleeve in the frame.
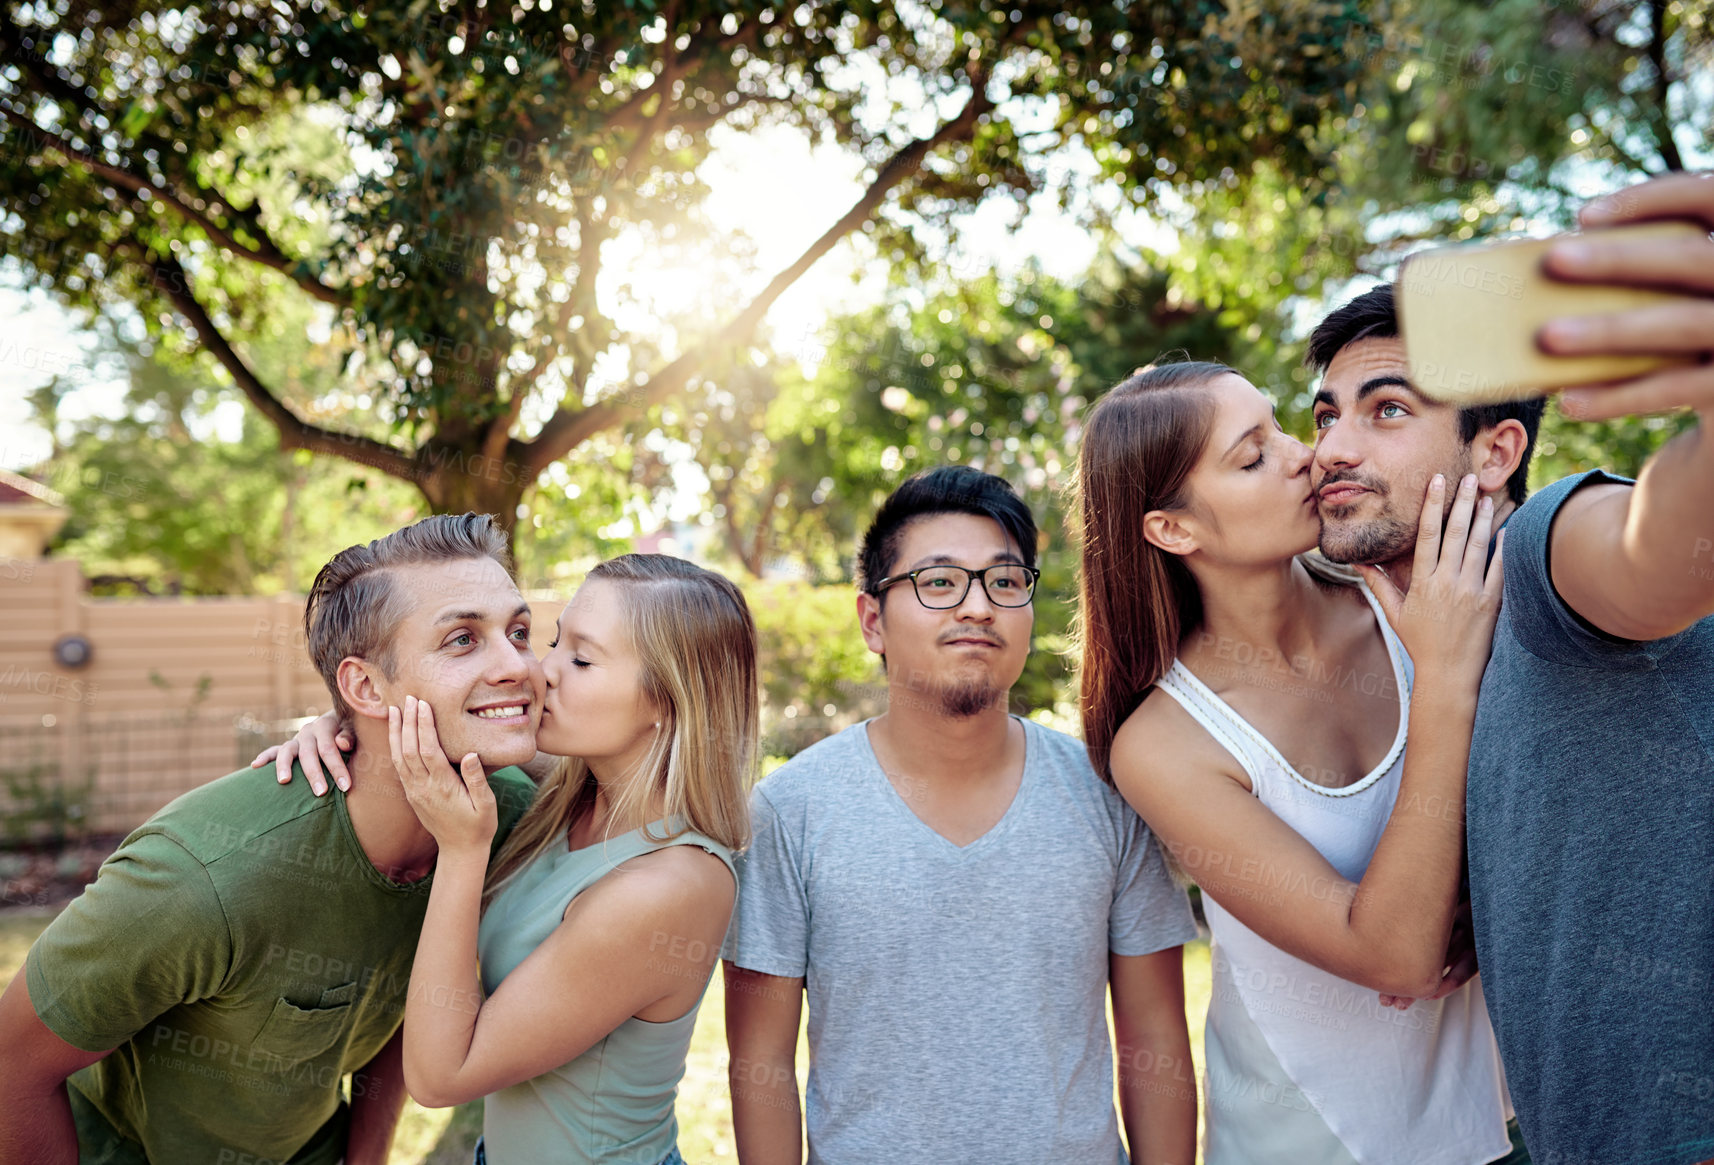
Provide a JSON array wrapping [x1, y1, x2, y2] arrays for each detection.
[[488, 766, 538, 852], [1500, 469, 1677, 667], [720, 786, 810, 978], [25, 831, 232, 1052], [1108, 809, 1199, 958]]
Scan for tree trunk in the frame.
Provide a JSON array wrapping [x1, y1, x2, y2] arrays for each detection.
[[417, 445, 531, 556]]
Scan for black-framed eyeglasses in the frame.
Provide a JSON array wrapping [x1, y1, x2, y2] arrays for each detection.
[[872, 563, 1041, 609]]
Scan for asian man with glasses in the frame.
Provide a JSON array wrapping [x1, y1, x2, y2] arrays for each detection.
[[720, 465, 1199, 1165]]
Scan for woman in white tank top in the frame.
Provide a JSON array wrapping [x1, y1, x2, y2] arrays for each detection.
[[1074, 362, 1525, 1164]]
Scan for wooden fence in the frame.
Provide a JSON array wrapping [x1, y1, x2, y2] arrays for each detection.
[[0, 557, 560, 839]]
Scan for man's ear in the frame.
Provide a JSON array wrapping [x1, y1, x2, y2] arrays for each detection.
[[1472, 419, 1529, 498], [1142, 509, 1199, 558], [857, 591, 886, 658], [336, 657, 392, 721]]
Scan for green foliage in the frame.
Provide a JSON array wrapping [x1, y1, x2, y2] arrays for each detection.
[[1531, 406, 1701, 488], [688, 257, 1249, 576], [0, 0, 1373, 526], [512, 447, 652, 591], [0, 763, 93, 849], [1133, 0, 1709, 461], [35, 324, 424, 595], [744, 579, 876, 754]]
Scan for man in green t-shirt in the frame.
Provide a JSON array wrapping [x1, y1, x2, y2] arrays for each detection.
[[0, 514, 545, 1165]]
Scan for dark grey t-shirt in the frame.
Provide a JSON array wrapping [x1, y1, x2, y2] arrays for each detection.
[[1468, 469, 1714, 1165]]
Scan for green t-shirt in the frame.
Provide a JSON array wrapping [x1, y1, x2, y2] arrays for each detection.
[[25, 760, 536, 1165]]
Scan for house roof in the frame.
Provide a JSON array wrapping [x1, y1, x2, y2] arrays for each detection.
[[0, 468, 66, 509]]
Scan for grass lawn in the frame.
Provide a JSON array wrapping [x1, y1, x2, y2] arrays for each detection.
[[0, 909, 1213, 1163]]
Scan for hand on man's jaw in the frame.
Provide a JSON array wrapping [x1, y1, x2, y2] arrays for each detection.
[[332, 678, 539, 883], [1316, 475, 1514, 597]]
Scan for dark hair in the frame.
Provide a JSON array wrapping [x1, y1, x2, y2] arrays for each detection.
[[1305, 284, 1546, 505], [305, 513, 514, 719], [857, 466, 1038, 603], [1075, 361, 1227, 782]]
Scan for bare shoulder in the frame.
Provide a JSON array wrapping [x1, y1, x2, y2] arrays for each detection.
[[627, 842, 736, 900], [573, 843, 736, 929], [1111, 689, 1252, 806]]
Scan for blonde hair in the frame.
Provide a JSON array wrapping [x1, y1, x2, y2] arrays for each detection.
[[483, 554, 757, 906]]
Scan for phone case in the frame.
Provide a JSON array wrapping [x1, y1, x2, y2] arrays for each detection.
[[1396, 220, 1705, 404]]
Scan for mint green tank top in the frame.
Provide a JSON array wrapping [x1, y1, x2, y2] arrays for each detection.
[[475, 820, 736, 1165]]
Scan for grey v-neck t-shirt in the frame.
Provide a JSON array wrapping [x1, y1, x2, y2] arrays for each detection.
[[723, 716, 1197, 1165]]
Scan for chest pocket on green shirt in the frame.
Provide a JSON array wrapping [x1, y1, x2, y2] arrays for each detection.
[[251, 983, 355, 1068]]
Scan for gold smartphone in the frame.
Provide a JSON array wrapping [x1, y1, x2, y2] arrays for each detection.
[[1396, 220, 1705, 404]]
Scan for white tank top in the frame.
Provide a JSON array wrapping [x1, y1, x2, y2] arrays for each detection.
[[1154, 570, 1514, 1165]]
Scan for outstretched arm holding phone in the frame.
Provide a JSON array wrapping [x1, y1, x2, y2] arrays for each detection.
[[1537, 172, 1714, 641]]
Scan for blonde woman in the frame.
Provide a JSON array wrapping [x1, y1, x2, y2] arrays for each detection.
[[259, 553, 756, 1165]]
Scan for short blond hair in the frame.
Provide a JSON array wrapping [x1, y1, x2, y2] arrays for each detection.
[[305, 513, 513, 719]]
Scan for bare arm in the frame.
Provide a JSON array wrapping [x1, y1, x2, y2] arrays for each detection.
[[403, 842, 733, 1107], [389, 700, 734, 1107], [1538, 171, 1714, 640], [0, 971, 112, 1165], [345, 1026, 408, 1165], [1116, 476, 1500, 998], [1110, 948, 1196, 1165], [723, 963, 806, 1165], [1115, 695, 1469, 998]]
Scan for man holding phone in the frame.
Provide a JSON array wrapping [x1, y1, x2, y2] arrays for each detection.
[[1306, 172, 1714, 1165]]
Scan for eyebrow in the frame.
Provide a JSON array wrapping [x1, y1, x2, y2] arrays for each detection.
[[562, 629, 607, 655], [1223, 403, 1278, 457], [434, 602, 531, 627], [1313, 376, 1419, 411], [903, 550, 1025, 572], [1224, 423, 1262, 458], [1356, 375, 1418, 403]]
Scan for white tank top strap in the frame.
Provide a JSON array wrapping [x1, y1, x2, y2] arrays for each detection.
[[1154, 570, 1413, 804], [1152, 666, 1268, 790]]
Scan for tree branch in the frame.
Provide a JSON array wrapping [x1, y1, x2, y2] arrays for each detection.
[[1, 107, 351, 306], [1646, 0, 1684, 172], [529, 210, 609, 405], [0, 18, 98, 124], [565, 33, 625, 100], [142, 248, 419, 481], [520, 63, 998, 476]]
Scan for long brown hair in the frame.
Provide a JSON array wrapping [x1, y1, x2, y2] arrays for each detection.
[[1074, 361, 1230, 783], [483, 554, 758, 907]]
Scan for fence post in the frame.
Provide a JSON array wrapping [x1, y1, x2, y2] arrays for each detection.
[[271, 593, 297, 719], [55, 559, 87, 805]]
